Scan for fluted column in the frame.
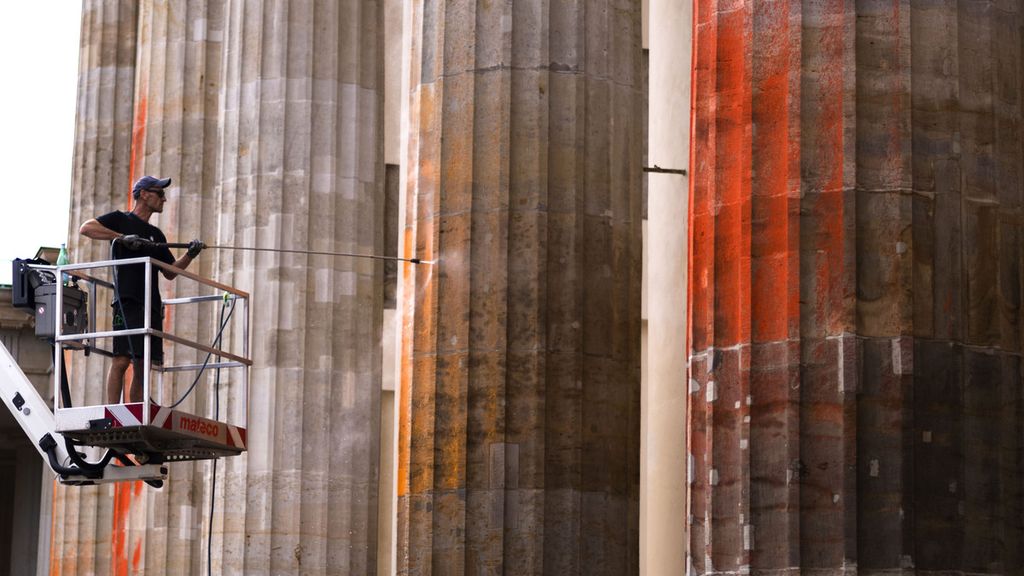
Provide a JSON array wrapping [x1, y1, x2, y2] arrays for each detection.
[[398, 1, 643, 574], [61, 1, 384, 574], [689, 1, 1024, 575], [217, 1, 384, 574], [58, 2, 138, 575]]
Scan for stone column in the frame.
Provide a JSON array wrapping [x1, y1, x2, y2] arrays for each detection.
[[689, 1, 1024, 574], [57, 2, 138, 575], [398, 1, 644, 574], [61, 0, 385, 574], [216, 1, 384, 574]]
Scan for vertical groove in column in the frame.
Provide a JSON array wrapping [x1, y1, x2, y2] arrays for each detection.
[[992, 1, 1024, 569], [855, 0, 914, 569], [708, 0, 755, 571], [213, 2, 254, 573], [955, 1, 1024, 572], [798, 0, 858, 571], [910, 0, 962, 569], [400, 0, 642, 574], [959, 0, 998, 563], [62, 2, 139, 575], [400, 1, 440, 572], [690, 0, 718, 568], [543, 1, 585, 572], [749, 0, 801, 572], [473, 0, 512, 573], [133, 4, 171, 572]]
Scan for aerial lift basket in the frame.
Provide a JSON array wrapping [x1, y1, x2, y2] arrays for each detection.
[[3, 256, 251, 485]]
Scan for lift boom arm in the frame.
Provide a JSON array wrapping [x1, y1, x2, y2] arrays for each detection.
[[0, 341, 166, 485]]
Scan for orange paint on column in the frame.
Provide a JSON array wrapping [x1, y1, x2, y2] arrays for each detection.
[[127, 92, 147, 209], [132, 539, 142, 573], [712, 3, 752, 348], [687, 0, 699, 365], [686, 0, 700, 562], [804, 0, 848, 336], [49, 479, 60, 576], [112, 480, 133, 576], [111, 88, 148, 576], [689, 0, 718, 568], [397, 227, 416, 498], [691, 0, 718, 353], [692, 0, 756, 567], [750, 0, 795, 343]]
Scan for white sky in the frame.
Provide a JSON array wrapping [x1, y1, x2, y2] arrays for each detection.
[[0, 2, 82, 284]]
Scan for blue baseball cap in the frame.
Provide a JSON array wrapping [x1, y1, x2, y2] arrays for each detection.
[[132, 176, 172, 198]]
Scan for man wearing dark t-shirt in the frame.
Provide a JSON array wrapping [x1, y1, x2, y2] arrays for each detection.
[[80, 176, 204, 404]]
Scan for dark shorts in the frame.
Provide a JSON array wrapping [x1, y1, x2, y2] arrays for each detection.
[[111, 302, 164, 364]]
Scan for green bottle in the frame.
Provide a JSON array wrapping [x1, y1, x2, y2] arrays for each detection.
[[56, 243, 70, 286]]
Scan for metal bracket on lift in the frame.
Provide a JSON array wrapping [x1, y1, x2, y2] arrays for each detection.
[[58, 463, 168, 486]]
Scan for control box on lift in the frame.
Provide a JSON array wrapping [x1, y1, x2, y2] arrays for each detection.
[[11, 258, 88, 341], [33, 284, 87, 340]]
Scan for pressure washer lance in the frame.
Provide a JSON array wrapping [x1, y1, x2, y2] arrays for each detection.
[[159, 242, 429, 265]]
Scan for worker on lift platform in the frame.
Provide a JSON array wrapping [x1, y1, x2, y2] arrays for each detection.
[[79, 175, 204, 404]]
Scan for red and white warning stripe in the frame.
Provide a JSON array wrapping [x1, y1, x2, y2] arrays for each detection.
[[100, 403, 246, 450], [227, 425, 246, 450], [105, 404, 142, 427]]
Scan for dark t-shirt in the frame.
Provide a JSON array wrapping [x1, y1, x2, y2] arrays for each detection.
[[96, 211, 175, 307]]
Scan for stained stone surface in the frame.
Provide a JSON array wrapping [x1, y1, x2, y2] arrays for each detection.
[[690, 0, 1024, 574], [53, 1, 1024, 575], [397, 1, 644, 574], [56, 1, 383, 574]]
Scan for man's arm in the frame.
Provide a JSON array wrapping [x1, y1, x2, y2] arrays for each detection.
[[161, 253, 195, 280], [79, 218, 123, 241]]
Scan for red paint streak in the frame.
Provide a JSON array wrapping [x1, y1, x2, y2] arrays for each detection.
[[397, 224, 415, 498], [750, 0, 795, 343], [132, 539, 142, 572], [748, 0, 800, 566], [689, 0, 718, 566], [128, 91, 148, 209], [49, 479, 60, 576], [686, 0, 700, 555], [112, 480, 133, 576], [397, 79, 425, 497], [397, 79, 426, 498], [806, 0, 848, 336], [713, 3, 752, 349], [690, 0, 718, 354]]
